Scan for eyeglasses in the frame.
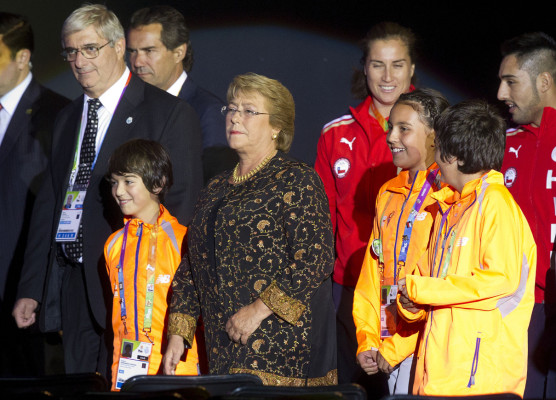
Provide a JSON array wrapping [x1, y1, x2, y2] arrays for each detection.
[[61, 41, 112, 61], [221, 106, 270, 119]]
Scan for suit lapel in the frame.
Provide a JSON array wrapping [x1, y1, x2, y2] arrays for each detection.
[[177, 77, 195, 103], [51, 97, 82, 195], [0, 79, 40, 165]]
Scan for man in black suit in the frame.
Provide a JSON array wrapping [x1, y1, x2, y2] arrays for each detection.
[[12, 4, 203, 376], [127, 5, 237, 183], [0, 11, 69, 376]]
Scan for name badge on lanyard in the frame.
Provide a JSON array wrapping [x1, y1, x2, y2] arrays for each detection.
[[55, 191, 86, 241], [380, 284, 398, 338], [115, 339, 152, 390]]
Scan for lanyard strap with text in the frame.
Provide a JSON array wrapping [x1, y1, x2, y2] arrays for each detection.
[[143, 225, 158, 342], [117, 221, 131, 334], [117, 219, 157, 342], [397, 169, 439, 278]]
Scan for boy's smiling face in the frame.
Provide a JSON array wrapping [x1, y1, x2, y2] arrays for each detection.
[[110, 172, 161, 224]]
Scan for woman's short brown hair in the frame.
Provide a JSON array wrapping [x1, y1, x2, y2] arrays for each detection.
[[227, 72, 295, 153]]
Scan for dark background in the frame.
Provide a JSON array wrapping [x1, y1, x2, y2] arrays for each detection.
[[3, 0, 553, 164]]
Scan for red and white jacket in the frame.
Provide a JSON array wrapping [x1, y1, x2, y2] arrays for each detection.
[[500, 106, 556, 303], [315, 96, 397, 287]]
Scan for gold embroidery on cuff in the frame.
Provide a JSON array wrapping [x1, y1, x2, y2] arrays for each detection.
[[260, 281, 305, 324], [167, 313, 197, 347], [230, 368, 337, 386]]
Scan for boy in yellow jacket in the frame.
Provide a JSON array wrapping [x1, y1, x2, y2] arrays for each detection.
[[104, 139, 200, 390], [399, 100, 536, 397]]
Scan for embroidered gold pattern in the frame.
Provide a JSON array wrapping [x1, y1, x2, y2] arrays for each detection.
[[260, 281, 305, 324], [167, 313, 197, 347], [294, 249, 306, 260], [252, 339, 265, 352], [283, 191, 294, 204], [254, 279, 267, 292], [229, 368, 338, 386], [257, 220, 271, 231]]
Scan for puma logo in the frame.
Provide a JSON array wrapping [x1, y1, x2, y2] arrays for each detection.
[[509, 145, 522, 158], [340, 137, 356, 151]]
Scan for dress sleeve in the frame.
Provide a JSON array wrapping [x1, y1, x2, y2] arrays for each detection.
[[315, 130, 337, 233], [168, 253, 201, 348], [259, 166, 334, 325]]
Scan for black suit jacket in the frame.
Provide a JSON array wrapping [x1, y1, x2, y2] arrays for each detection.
[[178, 77, 226, 149], [0, 78, 69, 307], [16, 74, 203, 332], [179, 78, 237, 182]]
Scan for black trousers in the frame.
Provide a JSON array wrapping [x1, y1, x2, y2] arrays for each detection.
[[60, 260, 110, 378]]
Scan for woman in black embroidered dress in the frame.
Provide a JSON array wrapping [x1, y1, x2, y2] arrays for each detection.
[[162, 73, 336, 385]]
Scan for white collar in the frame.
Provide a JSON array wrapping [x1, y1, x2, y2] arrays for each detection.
[[0, 72, 33, 115], [84, 67, 131, 113], [166, 71, 187, 97]]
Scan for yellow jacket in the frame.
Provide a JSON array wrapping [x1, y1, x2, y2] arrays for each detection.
[[353, 167, 438, 367], [404, 171, 536, 397], [105, 205, 199, 390]]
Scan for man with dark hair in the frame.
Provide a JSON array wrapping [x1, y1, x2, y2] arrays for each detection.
[[0, 11, 69, 376], [398, 100, 536, 397], [12, 4, 202, 377], [498, 31, 556, 400], [127, 5, 237, 182]]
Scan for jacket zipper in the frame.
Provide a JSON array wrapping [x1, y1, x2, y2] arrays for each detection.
[[467, 334, 482, 387]]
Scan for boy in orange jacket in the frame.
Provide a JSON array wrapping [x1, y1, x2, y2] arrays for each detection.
[[399, 100, 536, 397], [104, 139, 200, 390]]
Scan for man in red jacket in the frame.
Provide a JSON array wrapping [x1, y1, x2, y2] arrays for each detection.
[[498, 31, 556, 400]]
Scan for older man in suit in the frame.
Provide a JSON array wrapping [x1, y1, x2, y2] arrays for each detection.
[[127, 5, 237, 183], [12, 4, 202, 376], [0, 11, 69, 376]]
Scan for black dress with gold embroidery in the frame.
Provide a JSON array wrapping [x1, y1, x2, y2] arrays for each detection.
[[168, 152, 337, 385]]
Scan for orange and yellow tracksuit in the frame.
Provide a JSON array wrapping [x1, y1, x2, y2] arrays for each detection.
[[104, 205, 199, 390], [353, 167, 439, 367], [402, 170, 536, 397]]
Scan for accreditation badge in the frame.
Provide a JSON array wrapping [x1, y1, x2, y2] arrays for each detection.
[[380, 285, 398, 338], [115, 339, 152, 390], [55, 190, 86, 242]]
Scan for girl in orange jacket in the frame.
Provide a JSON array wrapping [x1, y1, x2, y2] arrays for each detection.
[[353, 89, 449, 394]]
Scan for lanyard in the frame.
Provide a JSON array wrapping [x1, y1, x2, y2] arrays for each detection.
[[432, 194, 476, 279], [117, 221, 131, 334], [143, 224, 158, 337], [369, 100, 389, 133], [396, 169, 439, 281], [117, 218, 158, 343]]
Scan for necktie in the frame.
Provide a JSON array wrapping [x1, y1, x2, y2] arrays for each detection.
[[65, 98, 101, 263]]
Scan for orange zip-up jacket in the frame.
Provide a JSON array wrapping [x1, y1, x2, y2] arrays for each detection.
[[104, 205, 199, 390], [353, 166, 439, 367], [404, 171, 536, 397]]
